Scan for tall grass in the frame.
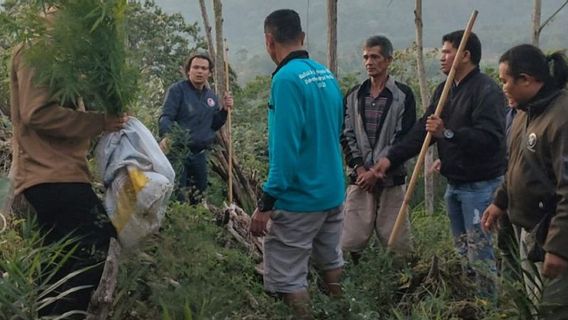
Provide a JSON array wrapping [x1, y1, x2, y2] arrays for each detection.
[[0, 217, 95, 319]]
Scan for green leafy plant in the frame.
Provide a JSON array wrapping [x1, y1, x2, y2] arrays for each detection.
[[23, 0, 138, 115], [0, 217, 96, 319]]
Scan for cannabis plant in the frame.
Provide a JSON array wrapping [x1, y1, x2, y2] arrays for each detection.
[[22, 0, 138, 115]]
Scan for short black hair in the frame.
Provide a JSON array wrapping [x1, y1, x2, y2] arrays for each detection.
[[264, 9, 303, 44], [364, 35, 393, 58], [184, 53, 213, 73], [500, 44, 568, 89], [442, 30, 481, 66]]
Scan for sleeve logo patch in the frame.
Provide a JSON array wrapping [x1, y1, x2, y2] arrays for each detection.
[[207, 98, 216, 107]]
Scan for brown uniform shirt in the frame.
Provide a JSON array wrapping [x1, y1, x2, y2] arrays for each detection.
[[9, 44, 106, 194]]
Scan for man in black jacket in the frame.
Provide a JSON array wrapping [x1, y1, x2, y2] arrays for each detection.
[[374, 30, 506, 296]]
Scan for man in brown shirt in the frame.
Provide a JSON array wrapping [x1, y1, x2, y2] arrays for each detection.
[[10, 42, 127, 316]]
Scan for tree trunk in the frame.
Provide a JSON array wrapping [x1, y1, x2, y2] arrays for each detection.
[[327, 0, 338, 75], [198, 0, 216, 65], [533, 0, 568, 47], [212, 0, 226, 96], [414, 0, 434, 214], [532, 0, 542, 46], [210, 0, 257, 211]]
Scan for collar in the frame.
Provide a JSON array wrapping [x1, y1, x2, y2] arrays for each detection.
[[453, 67, 480, 88], [187, 79, 207, 93], [518, 83, 561, 114], [357, 76, 394, 98], [272, 50, 309, 77]]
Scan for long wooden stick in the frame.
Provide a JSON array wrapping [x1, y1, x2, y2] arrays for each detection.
[[388, 10, 478, 249], [224, 38, 233, 204]]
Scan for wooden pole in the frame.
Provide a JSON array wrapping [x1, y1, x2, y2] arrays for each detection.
[[388, 10, 479, 249], [532, 0, 542, 46], [224, 38, 233, 204], [414, 0, 435, 215], [327, 0, 338, 75]]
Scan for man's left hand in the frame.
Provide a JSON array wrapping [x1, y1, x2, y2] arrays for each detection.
[[426, 115, 445, 138], [223, 92, 234, 111], [356, 170, 378, 192], [250, 208, 271, 237], [543, 252, 568, 279]]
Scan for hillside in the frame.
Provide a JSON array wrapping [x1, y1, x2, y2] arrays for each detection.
[[155, 0, 568, 83]]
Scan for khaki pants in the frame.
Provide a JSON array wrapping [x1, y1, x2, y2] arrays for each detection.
[[341, 184, 411, 254], [520, 228, 568, 319]]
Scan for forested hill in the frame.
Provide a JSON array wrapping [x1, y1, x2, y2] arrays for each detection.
[[156, 0, 568, 82]]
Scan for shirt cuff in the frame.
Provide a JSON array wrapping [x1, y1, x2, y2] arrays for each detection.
[[258, 191, 276, 212]]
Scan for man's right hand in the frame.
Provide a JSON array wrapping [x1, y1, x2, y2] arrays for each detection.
[[104, 113, 129, 132], [355, 166, 367, 177], [159, 137, 170, 154], [250, 208, 271, 237], [481, 204, 505, 232]]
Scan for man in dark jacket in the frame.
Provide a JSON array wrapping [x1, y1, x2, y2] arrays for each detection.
[[341, 35, 416, 260], [159, 54, 233, 204], [483, 45, 568, 319], [374, 30, 506, 295]]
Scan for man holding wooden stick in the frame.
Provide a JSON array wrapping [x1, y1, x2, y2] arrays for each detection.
[[158, 54, 233, 205], [374, 30, 506, 297]]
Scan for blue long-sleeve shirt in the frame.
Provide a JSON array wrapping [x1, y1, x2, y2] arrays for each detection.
[[159, 80, 227, 152], [263, 51, 345, 212]]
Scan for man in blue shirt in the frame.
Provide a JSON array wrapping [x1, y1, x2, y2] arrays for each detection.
[[159, 54, 233, 205], [249, 9, 345, 318]]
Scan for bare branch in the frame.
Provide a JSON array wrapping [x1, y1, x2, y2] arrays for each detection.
[[540, 0, 568, 32]]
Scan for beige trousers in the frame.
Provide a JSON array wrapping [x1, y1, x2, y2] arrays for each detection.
[[341, 184, 412, 254]]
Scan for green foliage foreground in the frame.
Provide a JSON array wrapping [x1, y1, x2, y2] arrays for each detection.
[[106, 205, 531, 320], [0, 203, 538, 319]]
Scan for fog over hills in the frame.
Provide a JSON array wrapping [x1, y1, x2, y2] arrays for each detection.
[[156, 0, 568, 83]]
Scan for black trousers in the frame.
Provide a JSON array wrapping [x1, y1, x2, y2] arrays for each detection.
[[24, 183, 116, 317]]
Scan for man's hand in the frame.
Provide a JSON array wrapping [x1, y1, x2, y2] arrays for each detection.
[[372, 157, 391, 180], [223, 91, 234, 111], [543, 253, 568, 279], [104, 113, 129, 132], [426, 115, 445, 138], [249, 208, 271, 237], [481, 204, 505, 232], [429, 159, 442, 175], [356, 170, 378, 192], [159, 137, 170, 154], [355, 165, 367, 177]]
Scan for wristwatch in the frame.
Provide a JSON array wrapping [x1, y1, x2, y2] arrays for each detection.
[[443, 129, 454, 140]]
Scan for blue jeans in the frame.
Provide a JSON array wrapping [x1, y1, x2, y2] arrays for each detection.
[[445, 177, 502, 273]]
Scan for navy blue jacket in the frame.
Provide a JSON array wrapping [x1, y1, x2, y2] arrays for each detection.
[[159, 80, 227, 153]]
